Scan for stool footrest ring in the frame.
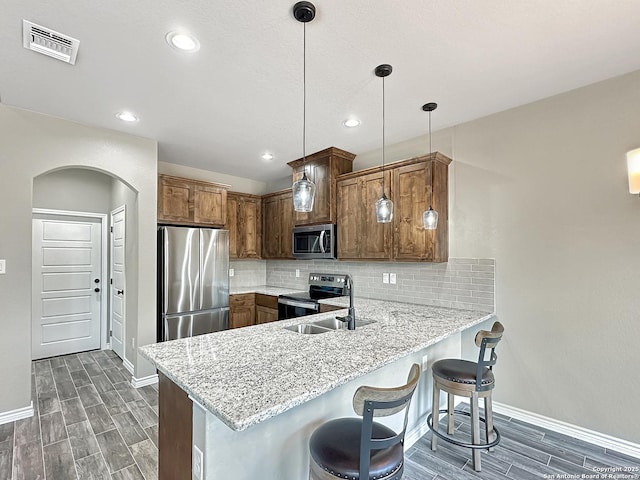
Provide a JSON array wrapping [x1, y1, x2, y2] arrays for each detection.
[[427, 409, 501, 450]]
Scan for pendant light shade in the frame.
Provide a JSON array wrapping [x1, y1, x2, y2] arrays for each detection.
[[375, 193, 393, 223], [292, 171, 316, 212], [422, 102, 438, 230], [292, 1, 317, 212], [375, 64, 393, 224]]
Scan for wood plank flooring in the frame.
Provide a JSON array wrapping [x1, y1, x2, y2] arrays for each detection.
[[403, 405, 640, 479], [2, 350, 158, 480], [3, 352, 640, 479]]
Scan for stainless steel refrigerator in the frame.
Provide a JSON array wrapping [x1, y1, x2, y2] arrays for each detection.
[[158, 226, 229, 341]]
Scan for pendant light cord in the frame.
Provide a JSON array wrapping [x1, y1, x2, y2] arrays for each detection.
[[381, 75, 386, 195], [302, 21, 307, 174], [428, 109, 432, 209]]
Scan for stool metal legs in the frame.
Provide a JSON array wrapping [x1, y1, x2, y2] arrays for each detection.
[[471, 391, 481, 470], [430, 383, 439, 450]]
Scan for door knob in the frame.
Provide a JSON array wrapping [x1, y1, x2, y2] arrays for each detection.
[[117, 289, 124, 295], [94, 278, 100, 283], [94, 288, 100, 293]]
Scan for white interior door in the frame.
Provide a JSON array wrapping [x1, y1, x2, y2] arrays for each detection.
[[32, 214, 102, 359], [110, 206, 126, 359]]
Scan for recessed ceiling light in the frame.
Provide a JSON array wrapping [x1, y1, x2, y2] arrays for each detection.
[[343, 118, 361, 128], [261, 152, 274, 161], [166, 31, 200, 52], [115, 112, 138, 123]]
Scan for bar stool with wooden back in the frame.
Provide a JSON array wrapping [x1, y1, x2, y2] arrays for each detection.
[[308, 364, 421, 480], [427, 321, 504, 472]]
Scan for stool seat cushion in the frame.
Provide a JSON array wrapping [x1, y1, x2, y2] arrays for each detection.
[[309, 417, 403, 479], [432, 359, 494, 386]]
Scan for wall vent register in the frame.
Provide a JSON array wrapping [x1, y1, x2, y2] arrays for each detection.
[[23, 20, 80, 65]]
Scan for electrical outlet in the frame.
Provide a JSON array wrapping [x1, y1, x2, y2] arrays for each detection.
[[229, 268, 234, 277], [296, 269, 300, 278], [193, 444, 204, 480], [390, 273, 397, 284], [0, 259, 5, 275], [382, 273, 389, 284], [131, 337, 135, 349], [422, 354, 429, 371]]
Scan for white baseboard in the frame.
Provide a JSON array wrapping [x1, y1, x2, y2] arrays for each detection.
[[454, 398, 640, 460], [492, 401, 640, 460], [0, 401, 34, 426], [122, 358, 135, 375], [131, 374, 159, 389], [405, 414, 432, 450]]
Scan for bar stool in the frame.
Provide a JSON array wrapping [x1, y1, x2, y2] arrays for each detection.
[[427, 321, 504, 472], [308, 364, 421, 480]]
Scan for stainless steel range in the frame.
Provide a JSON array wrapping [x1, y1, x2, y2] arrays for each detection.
[[278, 273, 350, 320]]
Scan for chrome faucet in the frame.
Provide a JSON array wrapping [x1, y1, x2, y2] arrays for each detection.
[[336, 274, 356, 330]]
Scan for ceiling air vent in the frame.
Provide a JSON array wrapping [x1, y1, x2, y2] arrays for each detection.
[[22, 20, 80, 65]]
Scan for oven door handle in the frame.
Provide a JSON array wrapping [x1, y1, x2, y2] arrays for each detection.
[[319, 230, 326, 253], [278, 298, 319, 310]]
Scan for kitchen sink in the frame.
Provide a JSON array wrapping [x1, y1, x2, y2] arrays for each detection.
[[284, 324, 332, 334], [284, 318, 377, 334]]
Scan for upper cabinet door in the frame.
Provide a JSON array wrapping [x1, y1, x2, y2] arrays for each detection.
[[158, 176, 194, 224], [392, 161, 431, 261], [193, 183, 227, 226], [158, 175, 228, 227], [288, 147, 355, 226]]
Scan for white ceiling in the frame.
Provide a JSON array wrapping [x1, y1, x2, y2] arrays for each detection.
[[2, 1, 640, 182]]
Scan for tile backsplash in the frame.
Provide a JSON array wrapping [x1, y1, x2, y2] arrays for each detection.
[[230, 258, 495, 313]]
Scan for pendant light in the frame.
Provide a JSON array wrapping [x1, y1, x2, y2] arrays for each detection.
[[292, 1, 317, 213], [375, 64, 393, 223], [422, 102, 439, 230]]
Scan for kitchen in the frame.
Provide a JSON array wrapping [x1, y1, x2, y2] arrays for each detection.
[[1, 1, 640, 480]]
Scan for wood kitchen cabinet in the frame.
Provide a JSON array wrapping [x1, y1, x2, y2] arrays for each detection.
[[288, 147, 355, 226], [255, 294, 279, 324], [337, 170, 393, 260], [230, 294, 256, 329], [336, 153, 451, 262], [158, 174, 228, 226], [226, 192, 262, 259], [262, 189, 294, 259]]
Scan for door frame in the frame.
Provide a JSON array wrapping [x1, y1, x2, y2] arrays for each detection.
[[32, 208, 109, 350]]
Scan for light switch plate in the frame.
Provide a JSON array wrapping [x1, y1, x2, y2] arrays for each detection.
[[382, 273, 389, 284], [390, 273, 397, 284], [0, 259, 5, 274], [296, 269, 300, 278], [229, 268, 234, 277]]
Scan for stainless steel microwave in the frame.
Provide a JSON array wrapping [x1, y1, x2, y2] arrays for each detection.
[[292, 224, 337, 259]]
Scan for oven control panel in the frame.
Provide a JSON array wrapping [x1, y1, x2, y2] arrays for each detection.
[[308, 273, 348, 287]]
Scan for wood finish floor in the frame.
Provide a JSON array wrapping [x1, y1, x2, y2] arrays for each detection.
[[2, 353, 639, 479], [0, 350, 158, 480], [403, 405, 640, 479]]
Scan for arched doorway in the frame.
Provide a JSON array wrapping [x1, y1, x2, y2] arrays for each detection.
[[32, 167, 138, 361]]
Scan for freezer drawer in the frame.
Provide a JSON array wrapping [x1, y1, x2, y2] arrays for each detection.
[[161, 308, 229, 341]]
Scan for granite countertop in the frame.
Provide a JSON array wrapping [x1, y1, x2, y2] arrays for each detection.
[[139, 298, 494, 432], [229, 285, 302, 296]]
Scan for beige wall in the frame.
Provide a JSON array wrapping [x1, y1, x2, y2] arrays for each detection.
[[0, 105, 158, 413], [33, 168, 113, 213], [159, 161, 267, 195], [355, 70, 640, 443]]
